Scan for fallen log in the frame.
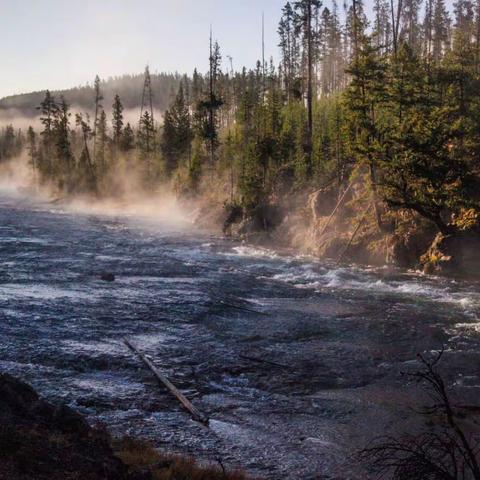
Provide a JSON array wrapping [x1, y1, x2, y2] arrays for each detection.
[[124, 338, 209, 426]]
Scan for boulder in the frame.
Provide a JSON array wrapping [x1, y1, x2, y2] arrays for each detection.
[[101, 272, 115, 282]]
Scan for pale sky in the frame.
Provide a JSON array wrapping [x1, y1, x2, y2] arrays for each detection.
[[0, 0, 286, 98], [0, 0, 453, 99]]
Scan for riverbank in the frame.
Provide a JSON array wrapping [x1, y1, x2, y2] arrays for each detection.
[[0, 373, 247, 480], [191, 189, 480, 280]]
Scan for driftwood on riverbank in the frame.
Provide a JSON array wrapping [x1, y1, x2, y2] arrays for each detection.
[[124, 338, 209, 426]]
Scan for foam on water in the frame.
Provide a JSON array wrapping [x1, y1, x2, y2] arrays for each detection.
[[61, 339, 127, 356], [71, 376, 145, 397], [227, 245, 279, 259], [264, 260, 480, 318], [209, 419, 255, 443]]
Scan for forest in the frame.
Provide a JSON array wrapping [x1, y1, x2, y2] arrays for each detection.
[[1, 0, 480, 274]]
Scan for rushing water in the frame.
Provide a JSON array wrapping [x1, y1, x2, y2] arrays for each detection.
[[0, 193, 479, 479]]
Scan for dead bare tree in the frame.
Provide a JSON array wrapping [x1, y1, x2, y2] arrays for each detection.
[[358, 351, 480, 479]]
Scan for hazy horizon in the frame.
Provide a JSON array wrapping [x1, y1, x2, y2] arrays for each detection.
[[0, 0, 456, 100], [0, 0, 285, 99]]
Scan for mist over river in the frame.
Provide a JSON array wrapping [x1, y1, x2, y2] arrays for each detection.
[[1, 192, 479, 479]]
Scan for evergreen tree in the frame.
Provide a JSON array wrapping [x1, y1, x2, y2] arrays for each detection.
[[344, 27, 387, 229], [38, 90, 57, 176], [112, 94, 124, 148], [161, 83, 193, 176], [27, 126, 37, 181], [399, 0, 423, 52], [52, 96, 74, 188], [96, 109, 108, 175], [432, 0, 451, 62], [293, 0, 322, 178], [197, 37, 223, 170], [376, 45, 478, 233], [75, 113, 97, 193], [137, 110, 156, 185], [0, 125, 16, 160], [121, 123, 135, 152], [92, 75, 103, 165]]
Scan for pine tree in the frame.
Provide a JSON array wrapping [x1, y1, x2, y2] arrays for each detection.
[[293, 0, 322, 177], [161, 83, 194, 176], [96, 109, 108, 175], [376, 44, 477, 233], [399, 0, 422, 52], [92, 75, 103, 166], [373, 0, 392, 53], [432, 0, 451, 62], [279, 2, 299, 100], [27, 126, 37, 182], [344, 28, 387, 229], [121, 123, 135, 152], [137, 110, 156, 186], [75, 113, 97, 193], [196, 36, 223, 171], [112, 94, 124, 148], [38, 90, 57, 176], [0, 125, 16, 160], [53, 96, 74, 188]]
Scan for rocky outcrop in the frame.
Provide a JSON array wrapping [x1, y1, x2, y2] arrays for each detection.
[[421, 230, 480, 278], [387, 228, 436, 269], [0, 373, 131, 480], [222, 203, 285, 242], [0, 374, 248, 480]]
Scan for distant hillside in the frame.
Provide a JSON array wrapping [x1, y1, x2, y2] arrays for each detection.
[[0, 72, 184, 117]]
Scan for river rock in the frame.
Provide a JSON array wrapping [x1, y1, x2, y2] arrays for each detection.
[[422, 230, 480, 278], [101, 272, 116, 282]]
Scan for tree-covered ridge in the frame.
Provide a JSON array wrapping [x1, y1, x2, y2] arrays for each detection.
[[0, 72, 183, 116], [1, 0, 480, 272]]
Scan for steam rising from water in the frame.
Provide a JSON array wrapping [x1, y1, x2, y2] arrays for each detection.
[[0, 153, 191, 227], [0, 154, 34, 195], [0, 107, 163, 131]]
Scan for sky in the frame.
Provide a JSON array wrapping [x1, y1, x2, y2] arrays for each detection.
[[0, 0, 287, 99], [0, 0, 455, 100]]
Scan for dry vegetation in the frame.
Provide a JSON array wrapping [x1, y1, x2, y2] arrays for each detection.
[[115, 436, 249, 480]]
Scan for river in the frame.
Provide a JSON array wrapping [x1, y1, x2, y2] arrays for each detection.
[[0, 192, 479, 479]]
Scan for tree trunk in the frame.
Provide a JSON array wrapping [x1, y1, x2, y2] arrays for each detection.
[[306, 0, 314, 177]]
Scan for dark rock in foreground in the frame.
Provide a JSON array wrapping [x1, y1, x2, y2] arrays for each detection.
[[0, 373, 129, 480], [0, 374, 248, 480]]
